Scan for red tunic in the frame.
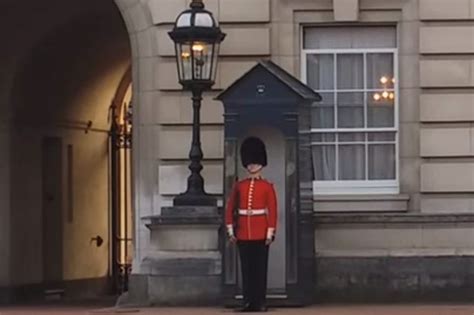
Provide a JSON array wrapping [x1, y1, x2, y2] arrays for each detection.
[[225, 177, 278, 241]]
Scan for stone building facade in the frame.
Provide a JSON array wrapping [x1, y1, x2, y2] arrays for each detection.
[[1, 0, 474, 305]]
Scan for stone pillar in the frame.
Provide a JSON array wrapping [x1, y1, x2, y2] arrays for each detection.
[[123, 206, 221, 305]]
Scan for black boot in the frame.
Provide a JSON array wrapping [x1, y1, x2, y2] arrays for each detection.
[[255, 304, 267, 312], [235, 301, 253, 312]]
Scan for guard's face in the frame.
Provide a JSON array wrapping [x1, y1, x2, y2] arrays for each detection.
[[246, 164, 263, 174]]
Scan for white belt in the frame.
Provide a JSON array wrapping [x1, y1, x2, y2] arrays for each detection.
[[238, 209, 267, 216]]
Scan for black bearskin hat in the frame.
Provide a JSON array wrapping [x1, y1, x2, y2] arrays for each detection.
[[240, 137, 267, 168]]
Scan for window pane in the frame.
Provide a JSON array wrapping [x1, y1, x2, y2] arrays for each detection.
[[337, 54, 363, 89], [337, 92, 364, 128], [312, 133, 336, 143], [339, 132, 365, 142], [339, 145, 365, 180], [369, 144, 396, 179], [367, 92, 395, 127], [367, 53, 394, 89], [368, 132, 396, 142], [307, 54, 334, 90], [311, 93, 334, 128], [312, 145, 336, 180]]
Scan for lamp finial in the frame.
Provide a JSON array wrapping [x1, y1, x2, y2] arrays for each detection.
[[190, 0, 204, 9]]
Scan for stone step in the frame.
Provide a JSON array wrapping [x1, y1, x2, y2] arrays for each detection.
[[44, 288, 65, 301]]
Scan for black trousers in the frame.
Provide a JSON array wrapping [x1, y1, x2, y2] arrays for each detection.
[[238, 240, 269, 307]]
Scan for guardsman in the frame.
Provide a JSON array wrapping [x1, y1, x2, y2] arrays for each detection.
[[225, 137, 278, 312]]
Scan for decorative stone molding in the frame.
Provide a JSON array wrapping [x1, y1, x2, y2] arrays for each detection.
[[333, 0, 359, 21]]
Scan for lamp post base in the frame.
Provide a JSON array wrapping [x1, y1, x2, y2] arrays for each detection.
[[173, 191, 217, 206]]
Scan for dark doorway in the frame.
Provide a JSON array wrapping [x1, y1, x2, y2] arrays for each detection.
[[42, 137, 64, 287]]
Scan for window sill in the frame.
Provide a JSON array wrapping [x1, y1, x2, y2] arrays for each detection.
[[314, 181, 399, 195], [314, 194, 410, 213], [314, 213, 474, 225]]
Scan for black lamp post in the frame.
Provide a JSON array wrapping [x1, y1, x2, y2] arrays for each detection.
[[168, 0, 226, 206]]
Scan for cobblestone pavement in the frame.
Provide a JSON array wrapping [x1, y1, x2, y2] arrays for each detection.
[[1, 305, 474, 315]]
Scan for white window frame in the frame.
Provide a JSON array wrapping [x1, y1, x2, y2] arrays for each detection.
[[301, 46, 399, 195]]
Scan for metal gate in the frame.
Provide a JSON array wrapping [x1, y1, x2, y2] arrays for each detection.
[[109, 100, 133, 294]]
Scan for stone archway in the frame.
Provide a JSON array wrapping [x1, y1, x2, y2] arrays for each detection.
[[0, 0, 153, 303]]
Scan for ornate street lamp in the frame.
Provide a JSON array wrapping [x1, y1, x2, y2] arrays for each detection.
[[168, 0, 225, 206]]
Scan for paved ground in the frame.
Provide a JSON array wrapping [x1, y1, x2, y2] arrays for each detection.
[[1, 305, 474, 315]]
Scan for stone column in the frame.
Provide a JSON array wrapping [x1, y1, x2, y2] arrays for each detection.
[[133, 206, 221, 305]]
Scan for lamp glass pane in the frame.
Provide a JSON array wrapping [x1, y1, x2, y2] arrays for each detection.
[[211, 43, 220, 83], [176, 13, 192, 27], [178, 43, 192, 81], [194, 13, 213, 27], [191, 41, 212, 80]]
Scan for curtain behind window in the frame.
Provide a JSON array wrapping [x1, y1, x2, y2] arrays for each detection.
[[305, 26, 396, 182]]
